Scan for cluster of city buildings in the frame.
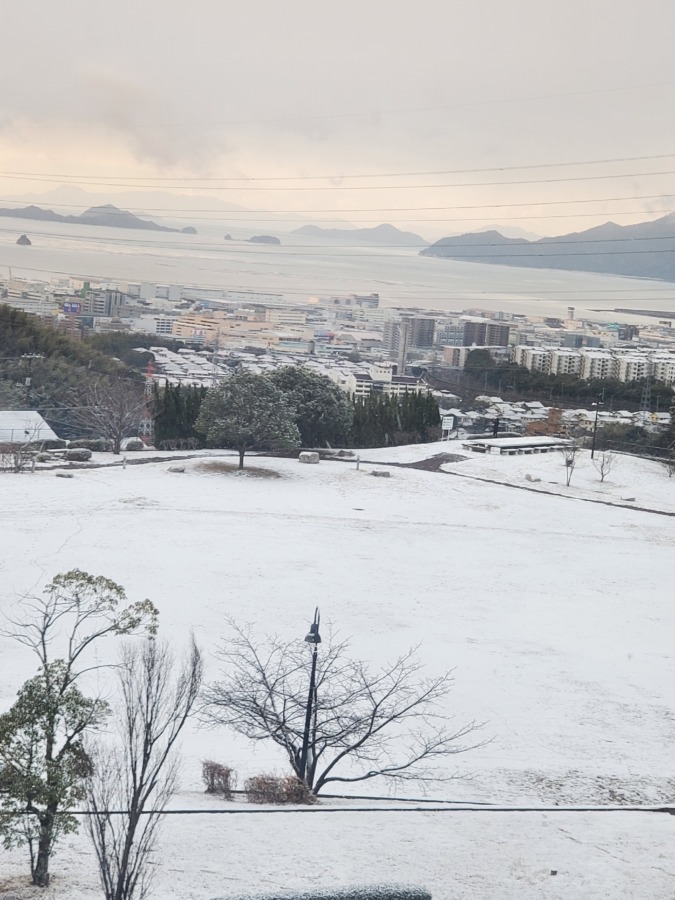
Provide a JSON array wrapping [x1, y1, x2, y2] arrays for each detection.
[[4, 274, 675, 388], [148, 347, 430, 398], [511, 345, 675, 384], [441, 397, 671, 437]]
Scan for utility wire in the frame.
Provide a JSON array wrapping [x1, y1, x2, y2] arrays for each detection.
[[2, 190, 675, 215], [5, 169, 675, 191], [3, 152, 675, 183], [0, 804, 672, 817], [2, 206, 673, 220], [7, 227, 675, 257]]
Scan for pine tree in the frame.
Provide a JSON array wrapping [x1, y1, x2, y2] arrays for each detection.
[[195, 372, 300, 468]]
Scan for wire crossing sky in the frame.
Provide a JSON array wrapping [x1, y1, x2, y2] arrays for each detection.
[[3, 0, 675, 237]]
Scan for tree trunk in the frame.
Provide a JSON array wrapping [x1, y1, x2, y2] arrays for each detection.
[[32, 816, 53, 887], [238, 448, 245, 470], [113, 436, 122, 455]]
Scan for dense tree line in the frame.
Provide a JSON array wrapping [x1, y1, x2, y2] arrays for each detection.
[[84, 333, 186, 370], [151, 382, 207, 448], [193, 368, 440, 459], [269, 366, 354, 447], [0, 305, 122, 375], [0, 305, 146, 438], [349, 391, 441, 448]]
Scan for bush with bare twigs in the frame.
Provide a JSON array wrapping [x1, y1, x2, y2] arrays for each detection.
[[244, 774, 315, 805], [0, 441, 35, 473], [201, 761, 236, 799], [592, 451, 619, 483]]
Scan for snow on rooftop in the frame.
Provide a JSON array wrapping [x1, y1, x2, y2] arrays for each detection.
[[0, 410, 59, 443]]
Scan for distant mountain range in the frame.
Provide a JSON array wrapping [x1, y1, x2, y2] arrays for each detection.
[[0, 203, 185, 233], [292, 223, 428, 246], [421, 213, 675, 282]]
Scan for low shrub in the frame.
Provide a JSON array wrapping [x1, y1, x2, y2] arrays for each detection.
[[65, 448, 92, 462], [202, 760, 236, 800], [41, 439, 67, 450], [124, 439, 145, 451], [158, 437, 201, 451], [213, 887, 432, 900], [68, 439, 113, 452], [244, 774, 315, 805]]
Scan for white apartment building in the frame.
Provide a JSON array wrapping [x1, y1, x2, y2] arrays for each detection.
[[616, 356, 649, 383], [549, 349, 582, 376], [652, 358, 675, 385], [513, 344, 675, 383], [579, 353, 615, 380], [342, 362, 428, 398], [511, 346, 550, 372]]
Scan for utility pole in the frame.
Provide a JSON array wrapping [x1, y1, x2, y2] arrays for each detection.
[[590, 391, 605, 460], [22, 354, 44, 408]]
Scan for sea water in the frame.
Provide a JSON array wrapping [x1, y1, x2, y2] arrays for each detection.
[[2, 218, 675, 325]]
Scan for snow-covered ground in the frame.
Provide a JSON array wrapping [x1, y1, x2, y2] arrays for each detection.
[[0, 448, 673, 898]]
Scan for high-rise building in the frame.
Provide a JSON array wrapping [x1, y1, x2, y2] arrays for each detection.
[[82, 289, 127, 317], [463, 320, 511, 347], [397, 318, 411, 375], [410, 317, 436, 348]]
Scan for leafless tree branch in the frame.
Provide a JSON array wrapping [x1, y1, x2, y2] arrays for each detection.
[[202, 620, 483, 795], [86, 638, 203, 900]]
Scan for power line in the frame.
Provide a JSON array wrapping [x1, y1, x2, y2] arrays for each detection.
[[0, 803, 672, 817], [3, 152, 675, 183], [2, 190, 674, 216], [3, 205, 674, 221], [7, 225, 675, 256], [5, 169, 675, 191]]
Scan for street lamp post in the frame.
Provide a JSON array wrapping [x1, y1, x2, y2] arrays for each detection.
[[298, 607, 321, 786], [590, 395, 604, 460]]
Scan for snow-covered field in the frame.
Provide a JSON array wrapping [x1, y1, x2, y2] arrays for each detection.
[[1, 447, 674, 898]]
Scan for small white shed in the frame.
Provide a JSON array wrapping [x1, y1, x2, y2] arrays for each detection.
[[0, 411, 59, 444]]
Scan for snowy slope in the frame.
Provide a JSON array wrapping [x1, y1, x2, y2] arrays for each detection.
[[0, 451, 673, 898]]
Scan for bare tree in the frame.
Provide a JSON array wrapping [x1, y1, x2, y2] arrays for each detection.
[[202, 621, 481, 795], [559, 442, 581, 487], [592, 451, 618, 483], [0, 571, 158, 887], [0, 424, 42, 473], [87, 638, 203, 900], [0, 440, 34, 473], [74, 377, 147, 454]]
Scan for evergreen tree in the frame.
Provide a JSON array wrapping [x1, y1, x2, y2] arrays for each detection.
[[349, 391, 440, 448], [152, 383, 207, 447], [195, 372, 300, 468], [0, 570, 158, 887], [269, 366, 353, 447]]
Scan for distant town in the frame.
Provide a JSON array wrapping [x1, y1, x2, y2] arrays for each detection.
[[4, 272, 675, 386]]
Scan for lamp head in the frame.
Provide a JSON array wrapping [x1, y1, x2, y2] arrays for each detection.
[[304, 607, 321, 644]]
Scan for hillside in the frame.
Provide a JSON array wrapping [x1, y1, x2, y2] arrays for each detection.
[[293, 222, 428, 246], [0, 448, 673, 897], [0, 304, 132, 433], [421, 213, 675, 281], [0, 202, 179, 232]]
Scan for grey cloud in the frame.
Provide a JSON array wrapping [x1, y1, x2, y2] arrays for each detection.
[[80, 69, 232, 171]]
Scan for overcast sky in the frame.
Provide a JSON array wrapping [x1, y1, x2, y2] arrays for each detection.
[[2, 0, 675, 237]]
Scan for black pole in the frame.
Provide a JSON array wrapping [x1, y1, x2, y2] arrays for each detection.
[[298, 643, 318, 784], [298, 608, 321, 786], [591, 400, 601, 459]]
